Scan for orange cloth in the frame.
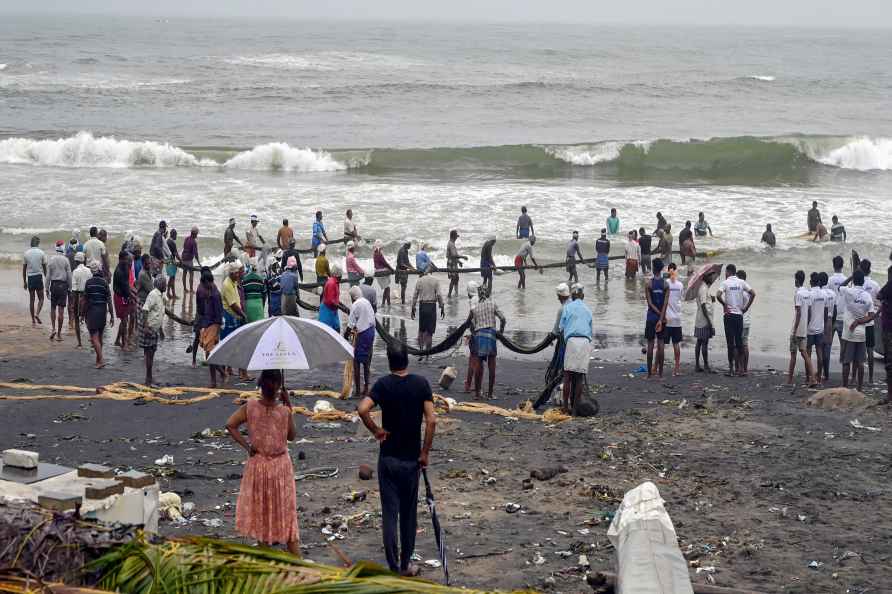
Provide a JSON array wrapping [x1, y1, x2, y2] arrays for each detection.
[[199, 324, 220, 356], [235, 399, 300, 545]]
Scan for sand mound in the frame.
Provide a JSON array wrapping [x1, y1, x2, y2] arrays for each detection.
[[806, 388, 868, 410]]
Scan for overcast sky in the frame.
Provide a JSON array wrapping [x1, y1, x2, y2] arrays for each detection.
[[1, 0, 890, 28]]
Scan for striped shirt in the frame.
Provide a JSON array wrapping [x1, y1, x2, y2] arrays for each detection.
[[241, 272, 266, 300], [470, 299, 505, 331], [84, 275, 111, 308]]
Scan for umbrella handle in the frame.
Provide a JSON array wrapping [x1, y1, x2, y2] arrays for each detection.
[[422, 468, 434, 500]]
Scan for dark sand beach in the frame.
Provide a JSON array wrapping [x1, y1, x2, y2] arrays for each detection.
[[2, 305, 890, 593]]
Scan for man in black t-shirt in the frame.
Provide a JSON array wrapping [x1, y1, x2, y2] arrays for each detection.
[[357, 346, 437, 577], [638, 227, 652, 274]]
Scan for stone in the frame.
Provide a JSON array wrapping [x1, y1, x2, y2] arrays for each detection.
[[84, 479, 125, 499], [530, 466, 569, 481], [807, 388, 867, 410], [2, 449, 39, 469], [117, 470, 155, 489], [38, 491, 81, 512], [78, 463, 115, 479], [358, 464, 374, 480]]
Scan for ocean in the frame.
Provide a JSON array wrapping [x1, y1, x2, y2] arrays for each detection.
[[1, 15, 890, 356]]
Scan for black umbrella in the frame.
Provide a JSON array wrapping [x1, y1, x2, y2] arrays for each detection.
[[422, 468, 449, 584]]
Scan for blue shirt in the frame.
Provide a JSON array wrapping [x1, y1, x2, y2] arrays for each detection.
[[415, 250, 431, 273], [560, 299, 593, 341], [280, 270, 299, 295], [646, 277, 666, 322], [312, 221, 325, 247]]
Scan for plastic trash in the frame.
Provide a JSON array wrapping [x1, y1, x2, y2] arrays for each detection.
[[201, 518, 223, 528], [849, 419, 881, 432], [158, 492, 183, 522], [313, 400, 334, 414], [505, 503, 522, 513], [439, 367, 457, 390], [154, 454, 174, 466]]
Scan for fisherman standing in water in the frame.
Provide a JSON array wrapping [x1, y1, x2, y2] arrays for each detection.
[[761, 224, 776, 248], [516, 206, 534, 239], [594, 229, 610, 285], [694, 212, 713, 237], [344, 209, 360, 242], [223, 218, 243, 258], [446, 230, 467, 298], [515, 236, 539, 290], [808, 201, 822, 234], [480, 238, 497, 293], [395, 241, 415, 304], [566, 231, 585, 284], [312, 211, 328, 257]]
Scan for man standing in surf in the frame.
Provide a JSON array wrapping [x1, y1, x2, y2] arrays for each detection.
[[807, 201, 822, 234], [644, 258, 668, 379], [566, 231, 584, 284]]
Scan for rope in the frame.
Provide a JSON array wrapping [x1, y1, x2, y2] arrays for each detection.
[[374, 319, 471, 357]]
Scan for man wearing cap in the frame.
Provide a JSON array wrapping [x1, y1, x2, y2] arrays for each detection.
[[223, 218, 243, 257], [411, 266, 445, 362], [373, 240, 394, 308], [344, 209, 360, 242], [315, 243, 330, 285], [549, 283, 572, 385], [280, 256, 301, 316], [277, 218, 294, 251], [347, 286, 376, 398], [22, 235, 47, 326], [312, 211, 328, 257], [566, 231, 584, 284], [446, 230, 467, 298], [71, 252, 91, 348], [361, 275, 378, 312], [47, 240, 72, 341], [560, 284, 593, 413], [245, 215, 266, 258], [150, 221, 168, 274], [81, 261, 114, 369], [396, 241, 415, 304]]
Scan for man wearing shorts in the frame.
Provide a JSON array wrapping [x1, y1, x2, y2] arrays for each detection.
[[638, 227, 652, 274], [717, 264, 756, 377], [838, 270, 874, 392], [81, 262, 114, 369], [860, 260, 881, 385], [516, 206, 534, 239], [411, 267, 444, 363], [22, 236, 47, 326], [47, 240, 72, 342], [806, 272, 828, 383], [71, 252, 91, 347], [827, 256, 847, 358], [664, 263, 684, 376], [559, 284, 593, 413], [644, 258, 669, 379], [787, 271, 814, 385], [515, 236, 539, 290]]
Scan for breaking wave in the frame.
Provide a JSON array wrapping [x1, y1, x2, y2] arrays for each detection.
[[0, 132, 361, 172], [1, 132, 890, 177]]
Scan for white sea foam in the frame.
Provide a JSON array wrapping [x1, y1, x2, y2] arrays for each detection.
[[546, 140, 653, 166], [225, 51, 421, 72], [811, 137, 892, 171], [0, 64, 6, 71], [746, 75, 775, 82], [222, 143, 349, 172], [0, 132, 358, 172]]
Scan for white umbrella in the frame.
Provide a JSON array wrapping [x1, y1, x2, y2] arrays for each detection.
[[208, 316, 353, 371]]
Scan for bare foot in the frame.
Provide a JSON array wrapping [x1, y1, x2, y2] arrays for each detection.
[[34, 316, 42, 325], [95, 362, 107, 369], [400, 564, 420, 577], [49, 332, 55, 341]]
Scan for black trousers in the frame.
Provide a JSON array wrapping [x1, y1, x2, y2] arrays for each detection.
[[378, 455, 420, 572]]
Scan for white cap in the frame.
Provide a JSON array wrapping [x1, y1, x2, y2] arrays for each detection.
[[346, 241, 355, 250], [373, 239, 383, 250], [250, 214, 258, 221], [74, 252, 85, 262], [318, 243, 327, 252], [571, 283, 584, 294], [555, 283, 570, 297], [349, 286, 362, 300], [467, 280, 479, 297]]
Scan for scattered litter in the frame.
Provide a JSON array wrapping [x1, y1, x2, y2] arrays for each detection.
[[307, 422, 342, 430], [532, 552, 546, 565], [313, 400, 334, 414], [809, 560, 824, 569], [182, 502, 195, 516], [201, 518, 223, 528], [578, 554, 590, 567], [342, 490, 367, 503], [154, 454, 174, 466], [425, 559, 442, 568], [158, 492, 183, 522], [555, 550, 572, 558], [849, 419, 880, 432], [295, 467, 339, 481], [505, 503, 522, 513]]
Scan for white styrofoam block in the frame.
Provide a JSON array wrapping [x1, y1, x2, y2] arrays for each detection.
[[3, 449, 39, 469]]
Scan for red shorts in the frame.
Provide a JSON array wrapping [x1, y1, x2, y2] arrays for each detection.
[[113, 294, 132, 319], [514, 255, 524, 269]]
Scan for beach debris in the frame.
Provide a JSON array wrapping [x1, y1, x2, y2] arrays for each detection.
[[3, 449, 39, 469], [806, 387, 867, 410], [201, 518, 223, 528], [117, 470, 155, 488], [578, 554, 590, 567], [308, 422, 342, 430], [530, 466, 568, 481], [849, 419, 881, 432], [182, 502, 195, 516], [532, 552, 546, 565], [37, 491, 81, 512], [194, 427, 226, 439], [159, 492, 184, 522], [505, 503, 522, 513], [78, 463, 114, 478], [153, 454, 174, 466], [808, 560, 824, 569], [358, 464, 374, 480], [295, 467, 339, 481], [425, 559, 443, 568], [439, 366, 458, 390], [522, 478, 534, 490], [84, 479, 124, 500], [313, 400, 334, 414], [342, 490, 367, 503]]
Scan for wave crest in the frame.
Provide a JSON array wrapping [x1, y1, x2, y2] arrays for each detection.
[[222, 143, 351, 172]]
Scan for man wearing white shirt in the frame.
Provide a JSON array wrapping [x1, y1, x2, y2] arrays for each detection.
[[819, 272, 836, 381], [859, 260, 880, 385], [664, 263, 685, 376], [716, 264, 756, 377], [347, 286, 376, 399], [806, 272, 827, 383], [344, 209, 360, 242], [838, 270, 875, 391], [788, 270, 815, 386], [71, 252, 92, 348]]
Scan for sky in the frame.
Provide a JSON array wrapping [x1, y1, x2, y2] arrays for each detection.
[[0, 0, 890, 28]]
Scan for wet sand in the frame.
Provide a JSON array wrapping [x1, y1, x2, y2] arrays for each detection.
[[1, 307, 891, 593]]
